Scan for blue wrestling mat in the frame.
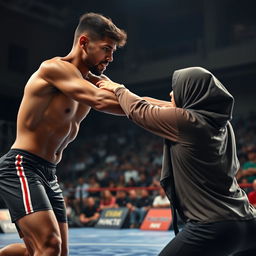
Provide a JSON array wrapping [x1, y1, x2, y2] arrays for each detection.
[[0, 228, 174, 255]]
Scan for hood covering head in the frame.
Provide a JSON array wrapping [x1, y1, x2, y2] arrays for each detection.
[[172, 67, 234, 128]]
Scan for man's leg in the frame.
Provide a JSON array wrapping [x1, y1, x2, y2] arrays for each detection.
[[0, 218, 69, 256], [0, 226, 34, 256], [22, 237, 34, 255], [129, 209, 137, 228], [0, 243, 28, 256], [58, 222, 68, 256], [138, 208, 147, 225], [17, 210, 62, 256]]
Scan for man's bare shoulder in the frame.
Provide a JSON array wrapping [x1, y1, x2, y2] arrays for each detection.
[[25, 57, 79, 95], [39, 57, 83, 80]]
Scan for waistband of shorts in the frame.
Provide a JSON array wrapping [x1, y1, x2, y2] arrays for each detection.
[[10, 148, 56, 168]]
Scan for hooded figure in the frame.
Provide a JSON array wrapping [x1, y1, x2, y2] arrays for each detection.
[[161, 67, 254, 225], [98, 67, 256, 256]]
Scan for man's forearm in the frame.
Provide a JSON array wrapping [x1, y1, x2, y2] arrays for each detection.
[[93, 89, 125, 116], [242, 168, 256, 177]]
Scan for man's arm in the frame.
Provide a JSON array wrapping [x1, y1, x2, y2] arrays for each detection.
[[89, 212, 100, 221], [96, 79, 179, 142], [152, 197, 170, 208], [79, 213, 88, 223], [89, 75, 173, 107], [242, 168, 256, 176], [236, 168, 256, 181], [39, 59, 125, 115]]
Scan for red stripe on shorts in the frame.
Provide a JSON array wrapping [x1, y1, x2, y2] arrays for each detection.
[[15, 154, 33, 214]]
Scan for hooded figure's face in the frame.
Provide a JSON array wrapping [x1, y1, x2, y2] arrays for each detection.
[[169, 91, 176, 107], [171, 67, 234, 127]]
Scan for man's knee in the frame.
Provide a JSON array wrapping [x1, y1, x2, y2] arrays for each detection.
[[23, 232, 62, 256], [43, 233, 62, 254]]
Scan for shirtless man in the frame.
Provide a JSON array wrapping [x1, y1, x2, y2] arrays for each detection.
[[0, 12, 126, 256]]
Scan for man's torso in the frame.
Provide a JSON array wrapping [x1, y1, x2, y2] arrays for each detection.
[[12, 58, 91, 164]]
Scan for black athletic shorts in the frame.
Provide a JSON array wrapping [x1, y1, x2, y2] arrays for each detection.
[[0, 149, 67, 224]]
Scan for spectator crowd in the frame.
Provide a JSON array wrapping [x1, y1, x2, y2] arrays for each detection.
[[0, 112, 256, 229]]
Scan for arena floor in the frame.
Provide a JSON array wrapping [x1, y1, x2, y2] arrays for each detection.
[[0, 228, 174, 255]]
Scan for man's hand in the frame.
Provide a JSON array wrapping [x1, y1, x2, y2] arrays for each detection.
[[86, 72, 110, 87], [82, 217, 90, 223], [97, 79, 125, 92]]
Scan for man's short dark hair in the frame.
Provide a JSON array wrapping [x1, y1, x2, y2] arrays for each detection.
[[74, 12, 127, 47]]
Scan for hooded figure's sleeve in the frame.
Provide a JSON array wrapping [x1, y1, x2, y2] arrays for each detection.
[[115, 87, 179, 143]]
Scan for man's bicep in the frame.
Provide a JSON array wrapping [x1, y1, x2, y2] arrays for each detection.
[[54, 77, 98, 103], [40, 61, 98, 104]]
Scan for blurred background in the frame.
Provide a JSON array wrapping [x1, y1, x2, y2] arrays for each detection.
[[0, 0, 256, 217]]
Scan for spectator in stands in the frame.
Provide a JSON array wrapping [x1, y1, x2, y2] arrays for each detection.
[[62, 182, 75, 200], [248, 179, 256, 207], [88, 175, 100, 198], [99, 167, 112, 187], [137, 172, 152, 187], [136, 189, 153, 225], [126, 177, 138, 187], [74, 177, 89, 214], [152, 187, 171, 208], [79, 197, 100, 227], [236, 147, 256, 183], [107, 179, 118, 196], [99, 190, 116, 211], [239, 177, 252, 194], [114, 190, 129, 208], [116, 174, 126, 188], [126, 189, 140, 228], [64, 196, 81, 228], [123, 161, 139, 184], [127, 189, 152, 228]]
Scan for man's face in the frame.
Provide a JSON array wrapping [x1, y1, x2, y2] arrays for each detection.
[[84, 37, 117, 75], [87, 198, 95, 207], [129, 190, 137, 199], [117, 191, 126, 198], [248, 151, 256, 161]]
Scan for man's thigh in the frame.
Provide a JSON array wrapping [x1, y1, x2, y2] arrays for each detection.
[[0, 167, 52, 223], [17, 210, 61, 250]]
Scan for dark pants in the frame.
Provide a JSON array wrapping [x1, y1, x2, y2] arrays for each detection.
[[159, 218, 256, 256]]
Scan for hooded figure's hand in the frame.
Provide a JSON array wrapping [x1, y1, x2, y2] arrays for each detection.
[[86, 72, 110, 87], [97, 79, 125, 93]]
